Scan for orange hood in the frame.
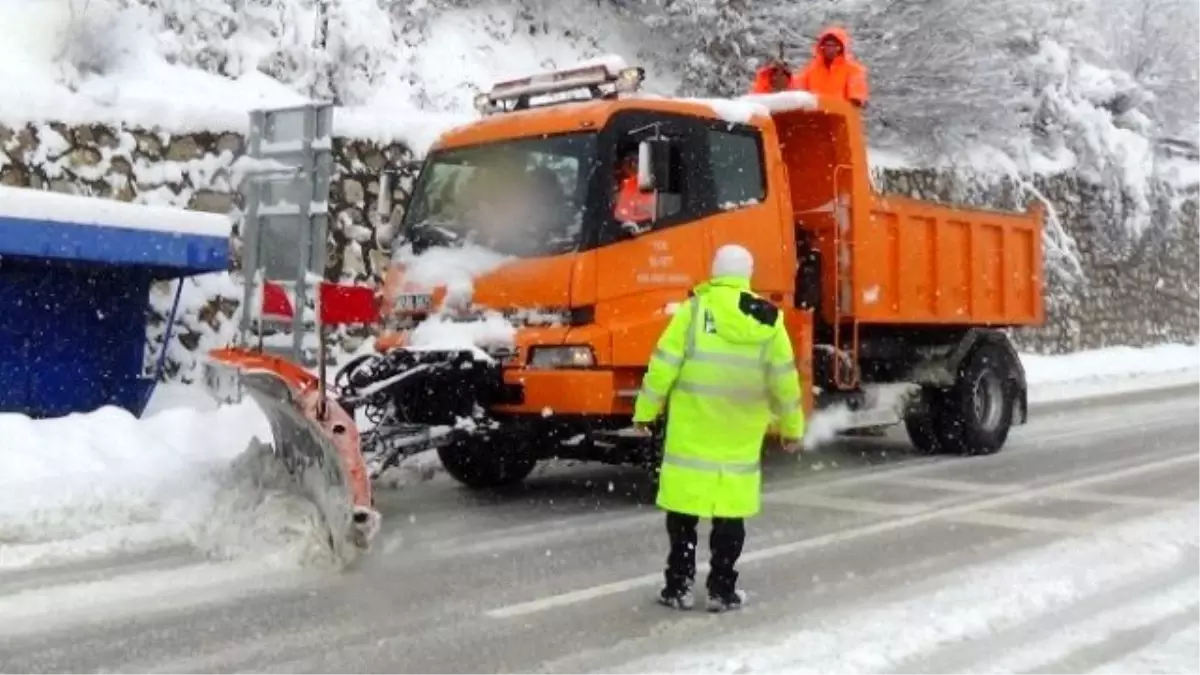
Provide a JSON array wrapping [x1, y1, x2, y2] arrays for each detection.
[[814, 26, 854, 58]]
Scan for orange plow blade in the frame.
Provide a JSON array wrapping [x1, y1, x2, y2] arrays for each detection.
[[204, 347, 379, 560]]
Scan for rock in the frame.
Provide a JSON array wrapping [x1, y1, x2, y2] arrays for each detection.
[[0, 163, 29, 186], [108, 156, 133, 177], [67, 147, 103, 168], [216, 132, 243, 156], [368, 247, 392, 277], [135, 132, 163, 158], [166, 136, 204, 162], [343, 241, 367, 278], [49, 180, 79, 194], [343, 179, 365, 207], [188, 190, 235, 214], [362, 147, 387, 171], [14, 127, 37, 157]]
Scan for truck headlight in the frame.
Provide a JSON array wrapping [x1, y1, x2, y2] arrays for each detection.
[[528, 345, 595, 369]]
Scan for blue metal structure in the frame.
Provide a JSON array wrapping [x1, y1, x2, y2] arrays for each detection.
[[0, 186, 231, 418]]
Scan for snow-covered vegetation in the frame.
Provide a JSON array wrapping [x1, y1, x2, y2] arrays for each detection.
[[5, 0, 1194, 215]]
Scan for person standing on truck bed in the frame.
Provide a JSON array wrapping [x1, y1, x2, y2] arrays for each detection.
[[632, 244, 807, 613], [749, 26, 870, 108]]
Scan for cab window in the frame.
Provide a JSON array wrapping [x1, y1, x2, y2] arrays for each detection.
[[707, 127, 766, 211], [596, 110, 707, 247]]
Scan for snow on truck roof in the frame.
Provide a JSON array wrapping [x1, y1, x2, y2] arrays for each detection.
[[692, 91, 820, 124], [0, 185, 231, 275]]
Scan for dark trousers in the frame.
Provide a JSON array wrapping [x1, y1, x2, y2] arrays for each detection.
[[664, 511, 746, 597]]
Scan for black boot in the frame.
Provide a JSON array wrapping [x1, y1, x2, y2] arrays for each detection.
[[659, 512, 699, 610], [706, 517, 747, 613]]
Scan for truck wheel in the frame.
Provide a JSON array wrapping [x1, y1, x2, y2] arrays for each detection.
[[904, 400, 942, 454], [437, 435, 536, 489], [941, 341, 1016, 455], [904, 341, 1016, 456]]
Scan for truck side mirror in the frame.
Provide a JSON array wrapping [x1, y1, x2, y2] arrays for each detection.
[[637, 138, 673, 193]]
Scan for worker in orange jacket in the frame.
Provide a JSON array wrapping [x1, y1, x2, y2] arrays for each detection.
[[749, 27, 869, 109], [614, 154, 655, 223]]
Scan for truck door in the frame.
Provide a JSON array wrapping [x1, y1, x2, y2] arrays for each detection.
[[590, 110, 710, 368]]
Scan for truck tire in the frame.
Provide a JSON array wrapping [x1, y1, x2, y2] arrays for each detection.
[[905, 341, 1016, 456], [437, 435, 537, 489], [903, 392, 949, 454]]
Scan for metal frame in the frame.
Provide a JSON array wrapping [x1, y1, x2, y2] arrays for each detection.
[[238, 102, 334, 367]]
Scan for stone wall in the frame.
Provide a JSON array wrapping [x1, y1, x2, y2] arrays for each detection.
[[1, 120, 1195, 380]]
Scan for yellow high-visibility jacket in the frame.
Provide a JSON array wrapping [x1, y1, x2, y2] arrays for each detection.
[[632, 276, 805, 518]]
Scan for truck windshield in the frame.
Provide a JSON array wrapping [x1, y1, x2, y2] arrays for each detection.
[[398, 132, 597, 258]]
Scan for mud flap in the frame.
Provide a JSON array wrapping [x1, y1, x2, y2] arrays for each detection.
[[204, 349, 380, 562]]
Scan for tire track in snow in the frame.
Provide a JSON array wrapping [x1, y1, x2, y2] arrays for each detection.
[[893, 552, 1198, 673]]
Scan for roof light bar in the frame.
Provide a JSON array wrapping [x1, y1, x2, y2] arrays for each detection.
[[475, 58, 645, 114]]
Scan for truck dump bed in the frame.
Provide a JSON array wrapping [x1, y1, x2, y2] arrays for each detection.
[[771, 100, 1045, 329], [851, 193, 1045, 326]]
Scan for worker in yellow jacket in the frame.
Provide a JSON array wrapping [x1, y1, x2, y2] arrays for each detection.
[[633, 244, 806, 613]]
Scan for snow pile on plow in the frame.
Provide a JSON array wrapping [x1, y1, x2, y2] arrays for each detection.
[[0, 395, 362, 572]]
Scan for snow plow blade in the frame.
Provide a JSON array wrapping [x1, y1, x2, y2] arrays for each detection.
[[204, 347, 380, 559]]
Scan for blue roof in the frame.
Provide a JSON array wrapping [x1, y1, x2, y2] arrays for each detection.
[[0, 187, 231, 278]]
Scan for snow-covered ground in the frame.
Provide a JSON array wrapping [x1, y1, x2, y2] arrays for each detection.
[[0, 393, 344, 572], [615, 506, 1198, 674], [0, 342, 1194, 574]]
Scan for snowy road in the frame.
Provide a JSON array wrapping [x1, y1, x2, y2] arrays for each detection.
[[1, 384, 1197, 673]]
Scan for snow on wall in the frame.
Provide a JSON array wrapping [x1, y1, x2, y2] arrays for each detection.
[[0, 0, 676, 156]]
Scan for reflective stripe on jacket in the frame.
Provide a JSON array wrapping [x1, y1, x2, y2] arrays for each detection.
[[632, 276, 805, 518]]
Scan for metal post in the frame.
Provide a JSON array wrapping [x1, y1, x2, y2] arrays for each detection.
[[240, 109, 265, 347]]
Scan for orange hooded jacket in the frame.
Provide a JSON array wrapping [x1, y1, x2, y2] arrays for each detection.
[[615, 173, 655, 222], [749, 27, 869, 106]]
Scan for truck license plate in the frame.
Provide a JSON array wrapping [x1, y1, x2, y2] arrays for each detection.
[[395, 292, 433, 313]]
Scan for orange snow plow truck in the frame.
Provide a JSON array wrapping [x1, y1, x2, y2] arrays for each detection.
[[329, 58, 1046, 489]]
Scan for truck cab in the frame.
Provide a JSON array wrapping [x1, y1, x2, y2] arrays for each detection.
[[340, 58, 1044, 489]]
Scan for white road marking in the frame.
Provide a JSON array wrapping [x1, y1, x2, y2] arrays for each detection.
[[879, 475, 1024, 495], [763, 492, 932, 516], [944, 510, 1099, 535], [484, 452, 1199, 619], [769, 492, 1111, 535], [1049, 490, 1198, 509]]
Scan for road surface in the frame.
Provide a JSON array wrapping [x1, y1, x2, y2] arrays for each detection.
[[1, 385, 1197, 673]]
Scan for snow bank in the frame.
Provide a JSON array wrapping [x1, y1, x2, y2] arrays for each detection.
[[0, 393, 347, 571], [802, 342, 1200, 444], [1023, 343, 1200, 404], [620, 506, 1198, 674], [1021, 343, 1200, 386], [0, 185, 231, 238]]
